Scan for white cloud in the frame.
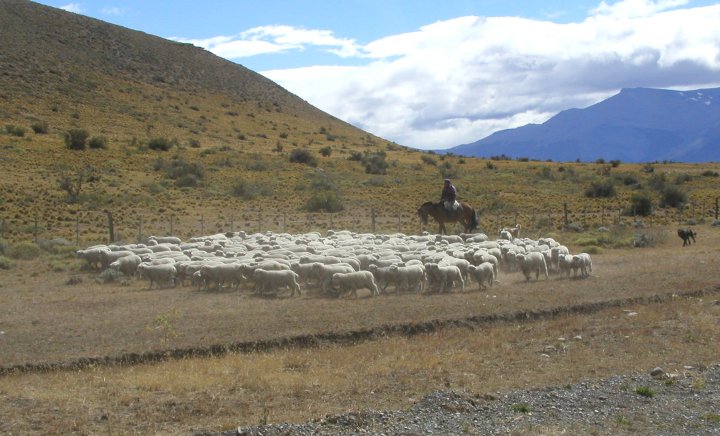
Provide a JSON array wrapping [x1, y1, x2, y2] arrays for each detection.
[[101, 7, 123, 16], [260, 0, 720, 149], [60, 3, 82, 13]]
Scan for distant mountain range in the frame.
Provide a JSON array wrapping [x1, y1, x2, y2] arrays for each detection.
[[447, 87, 720, 163]]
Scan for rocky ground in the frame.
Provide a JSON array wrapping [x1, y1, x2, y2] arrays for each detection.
[[222, 364, 720, 435]]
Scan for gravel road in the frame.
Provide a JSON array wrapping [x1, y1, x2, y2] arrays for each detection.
[[223, 363, 720, 435]]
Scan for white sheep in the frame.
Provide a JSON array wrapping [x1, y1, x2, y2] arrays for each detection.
[[424, 263, 464, 293], [136, 263, 177, 289], [100, 250, 134, 269], [571, 253, 593, 278], [389, 264, 426, 293], [108, 254, 142, 277], [558, 254, 574, 278], [468, 262, 495, 290], [367, 264, 399, 293], [76, 246, 110, 270], [517, 252, 548, 281], [330, 271, 379, 298], [312, 263, 356, 294], [253, 269, 302, 297]]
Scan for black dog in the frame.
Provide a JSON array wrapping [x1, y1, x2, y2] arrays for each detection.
[[677, 228, 697, 246]]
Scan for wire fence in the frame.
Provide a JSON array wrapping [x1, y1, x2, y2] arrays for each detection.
[[1, 198, 718, 248]]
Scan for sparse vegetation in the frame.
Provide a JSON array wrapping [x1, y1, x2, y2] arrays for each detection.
[[289, 148, 318, 167], [659, 186, 687, 208], [585, 180, 616, 198], [626, 192, 653, 216], [304, 190, 344, 212], [88, 136, 107, 149], [634, 386, 655, 398], [31, 121, 48, 134], [148, 137, 175, 151], [64, 128, 89, 150]]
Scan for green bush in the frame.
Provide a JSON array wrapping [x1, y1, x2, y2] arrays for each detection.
[[31, 121, 48, 134], [660, 186, 687, 208], [319, 146, 332, 157], [148, 137, 174, 151], [7, 242, 41, 260], [305, 191, 344, 212], [5, 124, 25, 137], [364, 152, 389, 175], [635, 386, 655, 398], [88, 136, 107, 149], [421, 155, 437, 166], [231, 179, 271, 200], [626, 192, 653, 216], [174, 174, 201, 188], [701, 170, 719, 177], [289, 148, 318, 167], [64, 128, 89, 150], [584, 180, 616, 198], [0, 255, 14, 270]]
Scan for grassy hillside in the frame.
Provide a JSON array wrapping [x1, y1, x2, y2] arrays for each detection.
[[1, 0, 719, 245]]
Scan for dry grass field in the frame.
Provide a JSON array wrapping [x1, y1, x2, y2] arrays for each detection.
[[0, 224, 718, 434]]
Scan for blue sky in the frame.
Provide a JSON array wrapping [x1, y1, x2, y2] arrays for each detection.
[[34, 0, 720, 149]]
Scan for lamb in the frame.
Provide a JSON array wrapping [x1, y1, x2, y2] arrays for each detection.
[[136, 263, 177, 289], [424, 263, 464, 293], [108, 254, 142, 277], [516, 252, 548, 281], [467, 262, 495, 291], [571, 253, 593, 278], [330, 271, 379, 298], [389, 264, 426, 293], [253, 269, 302, 297]]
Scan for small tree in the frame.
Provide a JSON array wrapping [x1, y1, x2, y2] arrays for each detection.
[[64, 129, 89, 150], [57, 165, 97, 203]]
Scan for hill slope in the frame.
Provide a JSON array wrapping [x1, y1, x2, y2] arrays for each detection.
[[448, 87, 720, 163]]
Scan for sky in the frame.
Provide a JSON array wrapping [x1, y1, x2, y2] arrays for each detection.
[[35, 0, 720, 150]]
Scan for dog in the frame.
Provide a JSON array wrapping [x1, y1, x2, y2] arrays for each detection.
[[677, 228, 697, 246]]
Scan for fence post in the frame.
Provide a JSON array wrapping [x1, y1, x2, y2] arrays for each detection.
[[106, 210, 114, 243], [563, 203, 569, 228], [257, 210, 261, 233], [601, 207, 606, 228], [33, 216, 38, 243], [138, 216, 143, 243], [397, 212, 401, 233], [371, 208, 376, 233], [329, 212, 334, 230], [75, 216, 80, 247], [170, 215, 175, 236], [230, 215, 234, 233], [716, 197, 719, 220], [283, 213, 287, 233], [514, 212, 518, 226]]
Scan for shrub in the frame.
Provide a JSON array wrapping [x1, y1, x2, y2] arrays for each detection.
[[635, 386, 655, 398], [31, 121, 48, 134], [5, 124, 25, 137], [622, 175, 640, 186], [439, 161, 459, 179], [610, 159, 621, 167], [648, 173, 666, 191], [347, 151, 363, 162], [64, 128, 89, 150], [289, 148, 318, 167], [584, 180, 616, 198], [674, 173, 693, 184], [188, 139, 201, 148], [701, 170, 719, 177], [174, 174, 201, 188], [364, 152, 389, 175], [7, 242, 41, 260], [319, 146, 332, 157], [0, 255, 14, 270], [304, 191, 344, 212], [421, 155, 437, 166], [659, 186, 687, 208], [148, 137, 174, 151], [231, 179, 271, 199], [88, 136, 107, 149], [626, 192, 653, 216]]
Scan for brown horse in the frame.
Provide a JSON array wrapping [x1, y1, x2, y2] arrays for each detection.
[[417, 201, 479, 234]]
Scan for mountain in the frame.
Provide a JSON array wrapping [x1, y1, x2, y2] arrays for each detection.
[[447, 87, 720, 163]]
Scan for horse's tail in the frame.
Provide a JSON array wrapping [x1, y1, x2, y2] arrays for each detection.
[[469, 207, 479, 232]]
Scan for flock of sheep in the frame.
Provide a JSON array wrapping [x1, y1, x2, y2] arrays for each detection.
[[76, 228, 593, 298]]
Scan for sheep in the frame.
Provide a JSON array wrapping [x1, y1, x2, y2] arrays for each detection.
[[558, 254, 574, 278], [516, 252, 548, 281], [424, 263, 464, 293], [199, 263, 243, 290], [253, 269, 302, 297], [367, 264, 399, 293], [148, 236, 182, 245], [468, 262, 495, 291], [108, 254, 142, 277], [499, 229, 513, 241], [438, 257, 471, 280], [136, 263, 177, 289], [389, 264, 426, 293], [100, 250, 134, 269], [550, 245, 570, 273], [330, 271, 379, 298], [571, 253, 593, 278], [290, 261, 317, 286], [312, 263, 356, 294], [76, 246, 110, 270]]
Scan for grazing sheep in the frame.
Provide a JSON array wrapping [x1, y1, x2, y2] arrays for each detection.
[[253, 269, 302, 297], [389, 264, 426, 293], [108, 254, 142, 277], [550, 245, 570, 273], [100, 250, 134, 269], [330, 271, 379, 298], [136, 263, 177, 289], [571, 253, 593, 278], [517, 252, 548, 281], [677, 228, 697, 246], [468, 262, 495, 290], [76, 246, 110, 270]]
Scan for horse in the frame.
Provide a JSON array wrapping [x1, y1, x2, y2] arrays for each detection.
[[417, 201, 479, 235]]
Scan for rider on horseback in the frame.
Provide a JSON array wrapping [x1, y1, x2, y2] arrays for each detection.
[[440, 179, 460, 213]]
